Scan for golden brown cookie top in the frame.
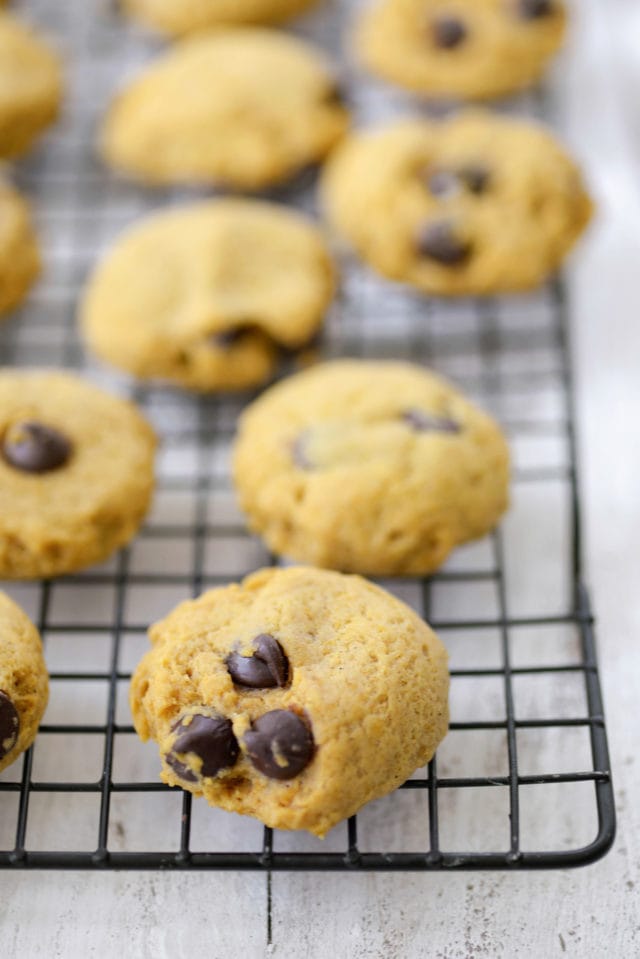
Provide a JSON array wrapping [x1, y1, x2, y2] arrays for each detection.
[[80, 199, 336, 392], [100, 28, 349, 190], [322, 112, 592, 296], [121, 0, 321, 35], [355, 0, 566, 100], [131, 565, 449, 835]]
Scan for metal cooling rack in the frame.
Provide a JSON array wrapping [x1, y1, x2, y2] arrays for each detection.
[[0, 0, 614, 870]]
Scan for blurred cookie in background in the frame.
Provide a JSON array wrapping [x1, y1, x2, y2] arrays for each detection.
[[0, 179, 40, 318], [355, 0, 566, 100], [99, 29, 349, 191], [0, 12, 63, 159], [80, 199, 336, 391], [321, 112, 592, 296], [121, 0, 321, 35]]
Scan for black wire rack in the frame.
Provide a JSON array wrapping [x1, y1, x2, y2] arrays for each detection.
[[0, 0, 615, 870]]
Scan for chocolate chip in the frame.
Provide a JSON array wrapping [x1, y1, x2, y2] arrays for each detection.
[[402, 409, 461, 434], [426, 169, 460, 198], [209, 328, 253, 350], [416, 221, 472, 266], [167, 713, 239, 780], [517, 0, 554, 18], [292, 433, 313, 470], [459, 165, 491, 194], [244, 710, 314, 781], [0, 691, 19, 761], [2, 421, 73, 474], [227, 634, 289, 689], [431, 15, 468, 49]]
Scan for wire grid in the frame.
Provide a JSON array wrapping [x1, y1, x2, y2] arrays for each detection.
[[0, 0, 615, 870]]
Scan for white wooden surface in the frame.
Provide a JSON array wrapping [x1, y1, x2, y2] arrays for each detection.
[[1, 0, 639, 954]]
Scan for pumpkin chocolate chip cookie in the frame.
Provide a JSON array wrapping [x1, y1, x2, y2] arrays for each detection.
[[80, 199, 336, 392], [0, 371, 157, 579], [130, 565, 449, 836], [121, 0, 321, 35], [321, 112, 592, 296], [355, 0, 566, 100], [0, 180, 40, 318], [100, 28, 349, 191], [0, 591, 48, 774], [232, 360, 510, 576], [0, 12, 63, 159]]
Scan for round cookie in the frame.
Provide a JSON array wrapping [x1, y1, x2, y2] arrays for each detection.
[[0, 181, 40, 318], [0, 371, 157, 579], [80, 199, 336, 392], [122, 0, 320, 35], [0, 12, 63, 159], [130, 565, 449, 836], [355, 0, 566, 100], [0, 591, 48, 774], [99, 29, 349, 191], [321, 113, 592, 296], [233, 360, 510, 576]]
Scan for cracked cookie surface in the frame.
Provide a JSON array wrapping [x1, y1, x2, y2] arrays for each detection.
[[0, 591, 48, 774], [322, 113, 592, 296], [232, 360, 510, 576], [100, 28, 349, 191], [80, 199, 335, 392], [130, 565, 449, 836], [0, 371, 157, 579]]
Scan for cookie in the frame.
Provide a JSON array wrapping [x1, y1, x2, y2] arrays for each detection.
[[80, 199, 336, 392], [99, 29, 349, 191], [0, 181, 40, 318], [0, 591, 49, 774], [130, 565, 449, 836], [321, 113, 592, 296], [0, 12, 63, 159], [0, 371, 157, 579], [233, 360, 510, 576], [122, 0, 320, 35], [355, 0, 566, 100]]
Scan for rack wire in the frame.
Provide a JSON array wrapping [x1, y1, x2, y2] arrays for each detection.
[[0, 0, 615, 870]]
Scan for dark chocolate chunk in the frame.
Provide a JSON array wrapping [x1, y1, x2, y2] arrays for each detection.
[[432, 15, 468, 49], [0, 691, 19, 761], [227, 634, 289, 689], [2, 421, 72, 474], [402, 409, 461, 434], [517, 0, 554, 19], [416, 220, 472, 266], [168, 713, 239, 779], [459, 165, 491, 194], [244, 710, 314, 780]]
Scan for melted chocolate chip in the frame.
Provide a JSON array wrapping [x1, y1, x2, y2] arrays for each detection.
[[459, 165, 491, 194], [209, 327, 253, 350], [517, 0, 554, 18], [167, 713, 239, 780], [2, 421, 72, 474], [227, 634, 289, 689], [416, 221, 472, 266], [0, 691, 19, 761], [402, 409, 461, 434], [432, 15, 468, 49], [244, 710, 314, 781]]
